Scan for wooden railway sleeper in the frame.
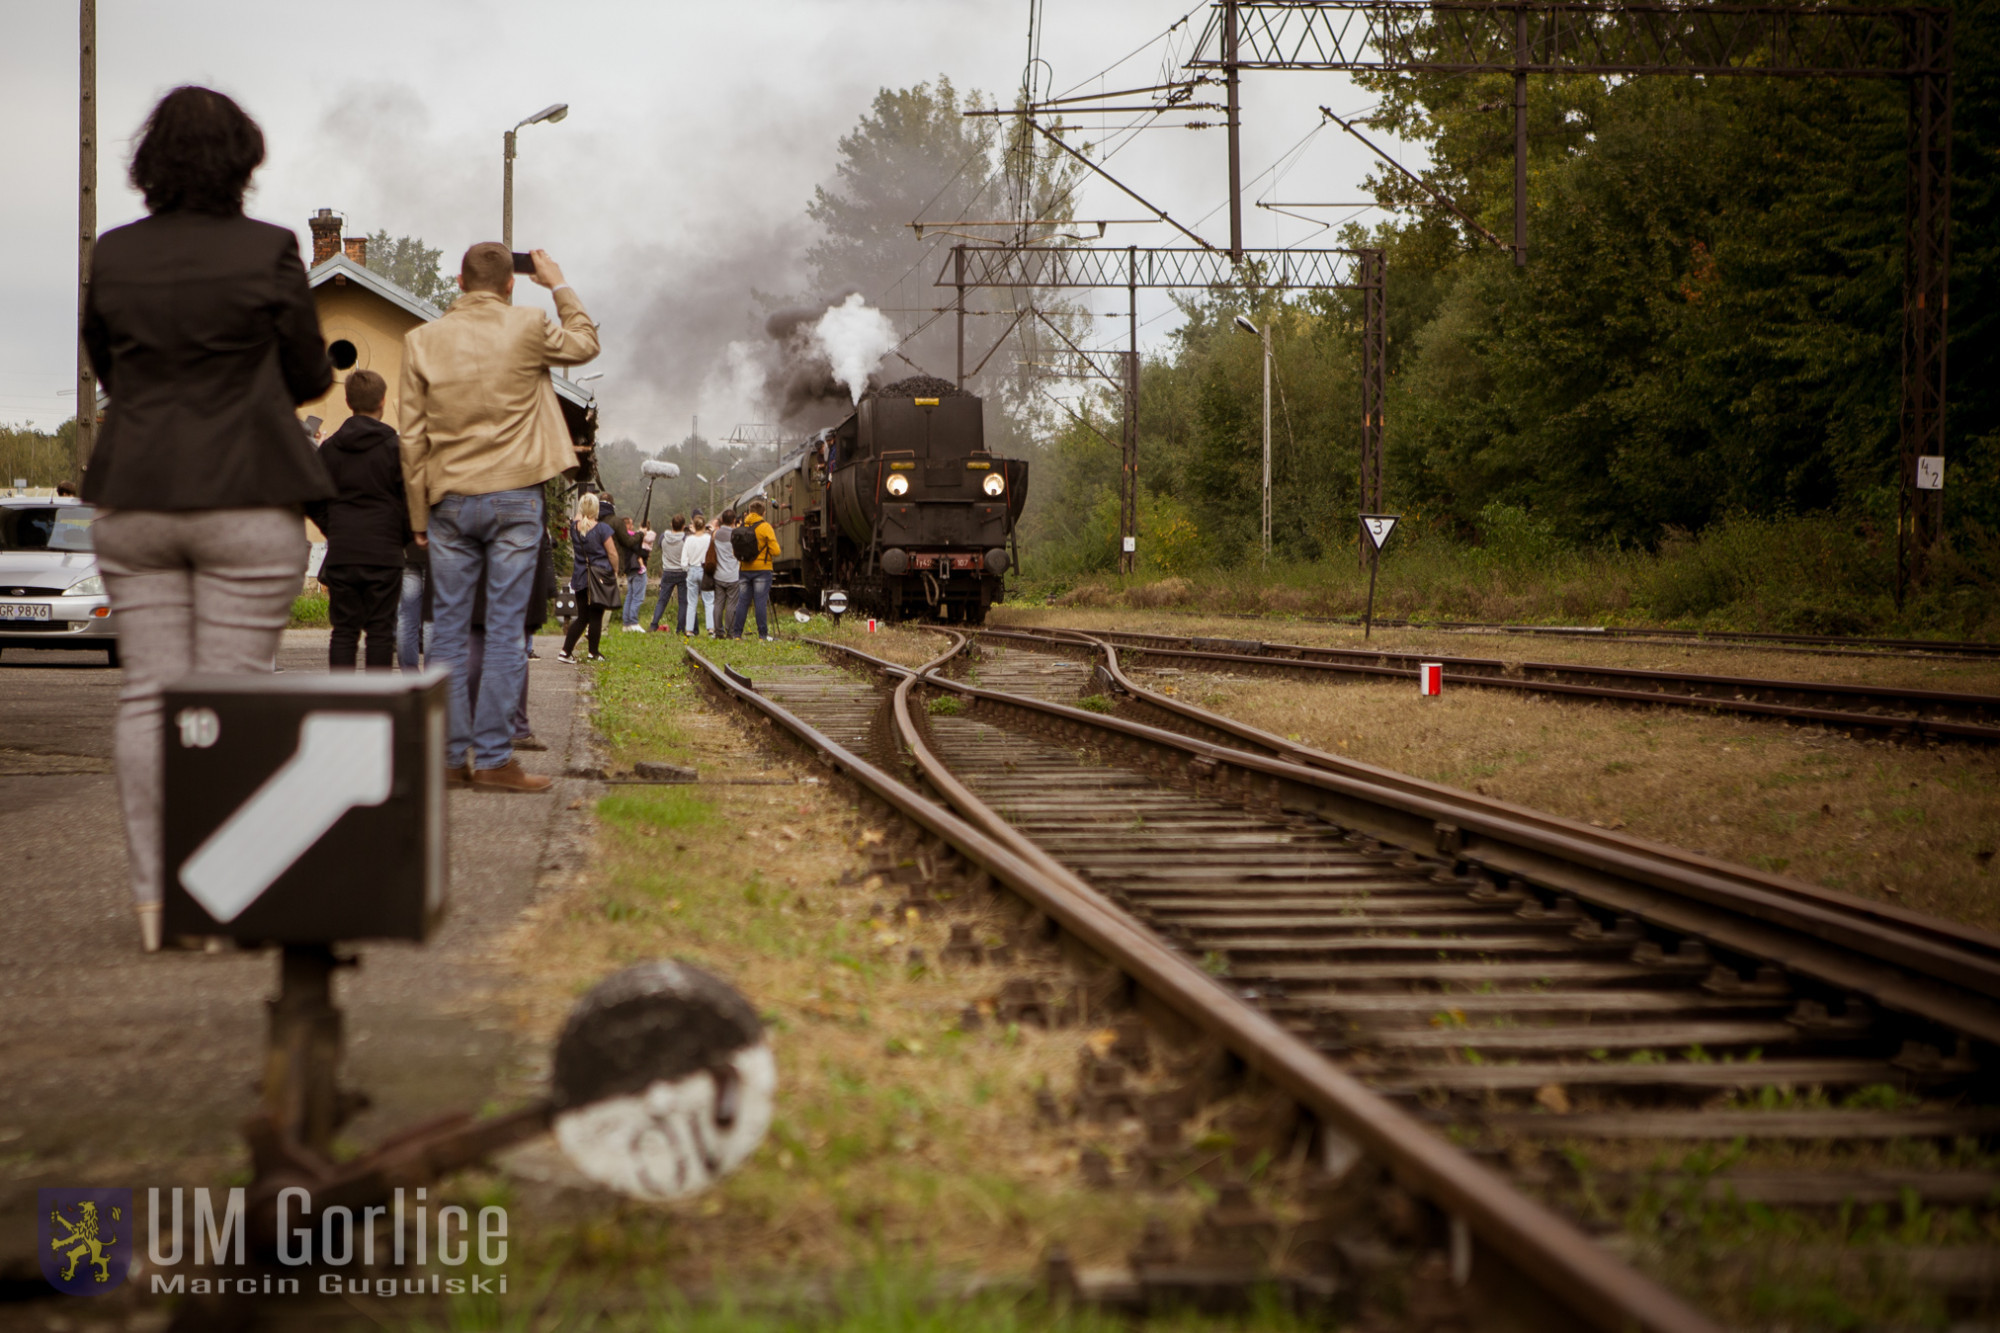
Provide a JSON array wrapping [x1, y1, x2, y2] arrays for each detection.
[[1892, 1036, 1979, 1076], [1701, 963, 1791, 997]]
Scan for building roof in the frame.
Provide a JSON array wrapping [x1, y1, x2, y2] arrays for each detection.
[[307, 253, 444, 324], [304, 255, 595, 410]]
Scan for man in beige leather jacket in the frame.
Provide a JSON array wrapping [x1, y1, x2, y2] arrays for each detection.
[[400, 243, 597, 792]]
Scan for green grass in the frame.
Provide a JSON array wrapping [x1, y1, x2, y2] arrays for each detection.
[[400, 1263, 1322, 1332], [589, 630, 825, 759], [494, 632, 1273, 1308]]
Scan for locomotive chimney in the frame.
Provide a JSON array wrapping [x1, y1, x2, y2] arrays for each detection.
[[343, 235, 368, 266], [309, 209, 343, 266]]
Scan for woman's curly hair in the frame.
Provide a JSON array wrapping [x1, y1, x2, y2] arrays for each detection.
[[129, 86, 264, 215]]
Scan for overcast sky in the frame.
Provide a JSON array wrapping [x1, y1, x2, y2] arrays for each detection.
[[1, 1, 1403, 445]]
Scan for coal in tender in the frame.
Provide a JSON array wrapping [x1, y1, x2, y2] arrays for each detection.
[[869, 375, 967, 400]]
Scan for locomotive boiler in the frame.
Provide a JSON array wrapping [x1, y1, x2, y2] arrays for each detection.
[[731, 377, 1027, 623]]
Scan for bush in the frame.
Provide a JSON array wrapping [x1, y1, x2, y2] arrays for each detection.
[[1126, 577, 1194, 608], [1016, 507, 1998, 640], [290, 592, 329, 628]]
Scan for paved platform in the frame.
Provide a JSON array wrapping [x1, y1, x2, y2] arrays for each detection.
[[0, 631, 590, 1289]]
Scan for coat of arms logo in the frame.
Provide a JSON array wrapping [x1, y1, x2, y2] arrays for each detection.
[[38, 1189, 132, 1295]]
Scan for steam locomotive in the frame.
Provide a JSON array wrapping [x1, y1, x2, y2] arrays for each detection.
[[731, 378, 1027, 623]]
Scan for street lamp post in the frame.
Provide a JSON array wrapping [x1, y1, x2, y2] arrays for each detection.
[[1235, 314, 1272, 566], [695, 458, 748, 515], [502, 103, 568, 249]]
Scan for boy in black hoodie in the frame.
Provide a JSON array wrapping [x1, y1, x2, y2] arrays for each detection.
[[306, 370, 409, 669]]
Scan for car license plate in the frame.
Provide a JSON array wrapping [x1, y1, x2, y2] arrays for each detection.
[[0, 603, 50, 620]]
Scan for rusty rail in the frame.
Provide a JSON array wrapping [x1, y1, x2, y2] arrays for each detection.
[[995, 625, 2000, 743], [692, 642, 1722, 1333], [1102, 612, 2000, 661]]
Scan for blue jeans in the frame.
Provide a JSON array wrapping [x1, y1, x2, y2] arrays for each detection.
[[649, 569, 686, 630], [684, 572, 716, 635], [465, 625, 532, 740], [428, 486, 544, 770], [397, 565, 427, 668], [729, 570, 773, 638], [622, 567, 648, 627]]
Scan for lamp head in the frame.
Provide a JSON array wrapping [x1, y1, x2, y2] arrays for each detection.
[[527, 103, 569, 126], [1233, 315, 1260, 337]]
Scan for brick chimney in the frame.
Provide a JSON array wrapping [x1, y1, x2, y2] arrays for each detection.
[[309, 209, 343, 266], [343, 236, 368, 266]]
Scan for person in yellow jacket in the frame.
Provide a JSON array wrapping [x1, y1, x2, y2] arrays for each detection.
[[728, 498, 781, 640]]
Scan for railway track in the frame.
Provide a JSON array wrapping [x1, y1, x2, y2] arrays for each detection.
[[993, 624, 2000, 745], [691, 634, 2000, 1330], [1145, 611, 2000, 662]]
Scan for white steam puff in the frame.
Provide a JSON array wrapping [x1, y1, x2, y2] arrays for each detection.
[[553, 1044, 776, 1201], [811, 294, 898, 405]]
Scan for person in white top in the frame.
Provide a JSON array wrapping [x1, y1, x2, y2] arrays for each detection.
[[647, 514, 688, 633], [681, 519, 714, 636]]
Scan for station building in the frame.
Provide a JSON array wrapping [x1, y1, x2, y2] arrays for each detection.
[[292, 211, 598, 567], [296, 209, 597, 441]]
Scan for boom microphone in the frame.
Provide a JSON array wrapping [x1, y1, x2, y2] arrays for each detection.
[[638, 457, 679, 529]]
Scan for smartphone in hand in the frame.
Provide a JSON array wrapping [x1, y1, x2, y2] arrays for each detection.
[[511, 252, 535, 274]]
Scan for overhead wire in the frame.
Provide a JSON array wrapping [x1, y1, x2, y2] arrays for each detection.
[[1048, 1, 1207, 104]]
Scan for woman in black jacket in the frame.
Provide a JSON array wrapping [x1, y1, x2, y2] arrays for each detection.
[[82, 87, 334, 951]]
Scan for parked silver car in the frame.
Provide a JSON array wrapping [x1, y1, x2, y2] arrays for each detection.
[[0, 497, 117, 665]]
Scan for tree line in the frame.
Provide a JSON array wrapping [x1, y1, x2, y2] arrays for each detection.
[[1025, 0, 1996, 591]]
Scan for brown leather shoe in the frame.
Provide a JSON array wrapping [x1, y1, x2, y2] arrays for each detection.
[[470, 759, 552, 793], [446, 758, 473, 787]]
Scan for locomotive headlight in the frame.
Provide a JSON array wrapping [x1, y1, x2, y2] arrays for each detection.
[[885, 473, 910, 497], [981, 472, 1006, 497]]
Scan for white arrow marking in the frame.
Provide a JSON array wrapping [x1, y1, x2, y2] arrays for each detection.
[[178, 712, 394, 923], [1363, 516, 1398, 549]]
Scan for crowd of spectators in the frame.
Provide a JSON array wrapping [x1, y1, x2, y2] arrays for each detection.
[[81, 83, 793, 949]]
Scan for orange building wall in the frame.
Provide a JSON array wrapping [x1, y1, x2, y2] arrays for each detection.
[[296, 281, 425, 441]]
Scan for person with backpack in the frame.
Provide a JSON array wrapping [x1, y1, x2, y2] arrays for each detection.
[[709, 508, 742, 639], [728, 498, 780, 641], [681, 517, 715, 636]]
